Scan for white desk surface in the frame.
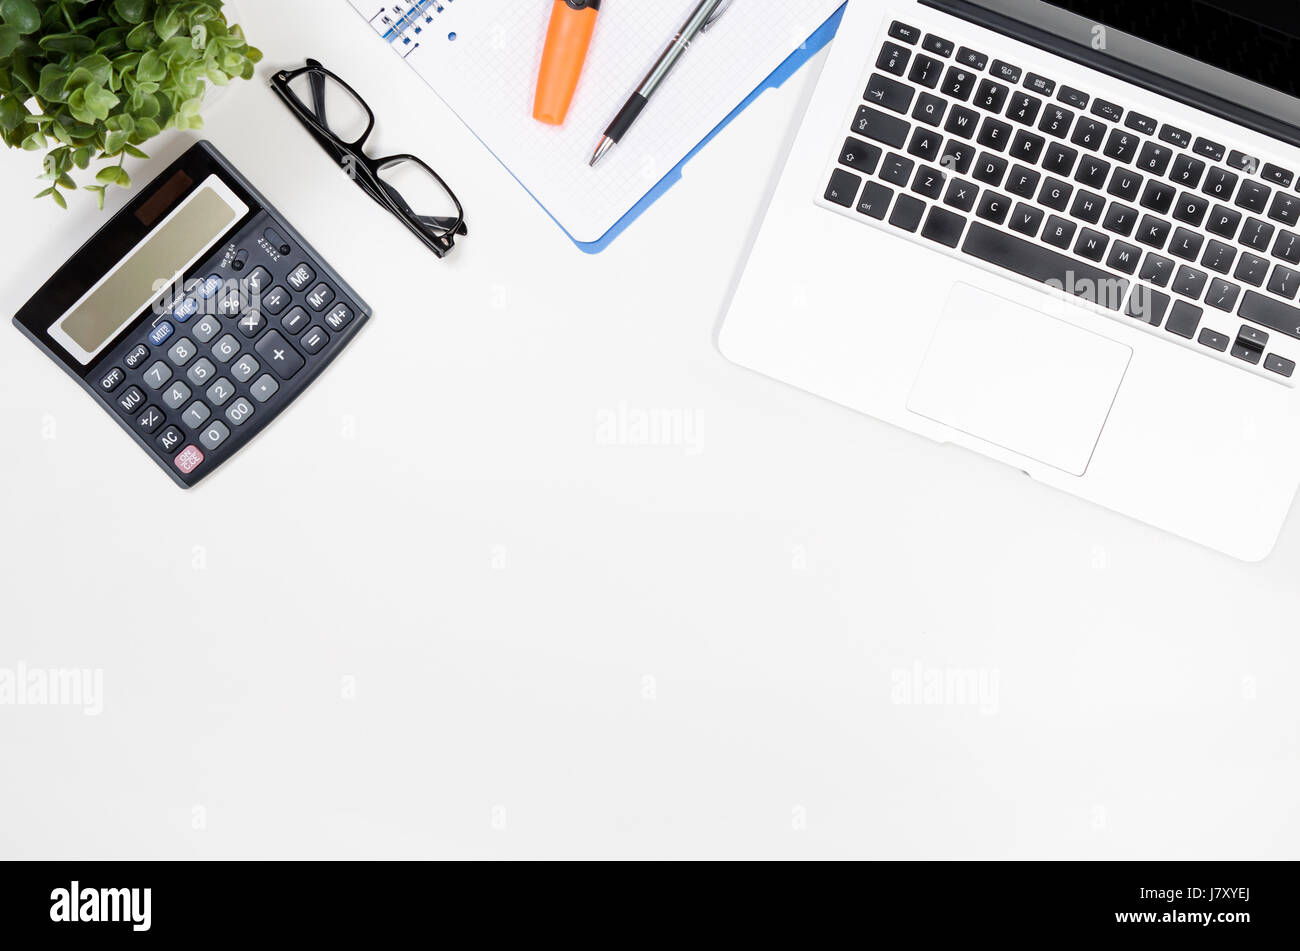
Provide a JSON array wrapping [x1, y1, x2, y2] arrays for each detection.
[[1, 1, 1297, 860]]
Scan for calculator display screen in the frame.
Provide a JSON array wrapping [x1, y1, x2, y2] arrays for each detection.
[[48, 175, 248, 365]]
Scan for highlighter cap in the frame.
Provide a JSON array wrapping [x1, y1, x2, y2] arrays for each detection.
[[534, 0, 602, 126]]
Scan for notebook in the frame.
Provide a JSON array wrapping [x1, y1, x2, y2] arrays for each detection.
[[348, 1, 846, 251]]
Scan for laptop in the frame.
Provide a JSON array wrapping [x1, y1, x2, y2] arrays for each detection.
[[720, 0, 1300, 561]]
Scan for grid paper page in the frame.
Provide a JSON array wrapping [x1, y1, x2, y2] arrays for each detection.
[[349, 0, 843, 243]]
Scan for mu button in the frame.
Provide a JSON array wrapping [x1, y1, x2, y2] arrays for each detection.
[[254, 330, 305, 380]]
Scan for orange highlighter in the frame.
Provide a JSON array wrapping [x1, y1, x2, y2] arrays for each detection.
[[533, 0, 601, 126]]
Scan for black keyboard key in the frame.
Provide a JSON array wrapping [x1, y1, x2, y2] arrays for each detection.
[[888, 193, 926, 232], [912, 164, 947, 199], [944, 177, 980, 211], [1169, 154, 1205, 189], [1273, 230, 1300, 264], [1200, 239, 1236, 274], [990, 60, 1022, 83], [839, 138, 882, 175], [825, 169, 860, 207], [1106, 167, 1143, 203], [1169, 227, 1205, 261], [1042, 215, 1076, 249], [944, 104, 981, 139], [1010, 129, 1045, 164], [1126, 285, 1170, 326], [856, 180, 894, 219], [1199, 328, 1230, 351], [1140, 180, 1176, 215], [865, 73, 914, 113], [1207, 279, 1241, 312], [1192, 137, 1225, 162], [1106, 240, 1142, 274], [1139, 253, 1175, 287], [1206, 204, 1242, 239], [962, 221, 1127, 309], [852, 105, 910, 148], [1202, 167, 1238, 200], [1230, 341, 1261, 363], [1006, 164, 1041, 198], [1173, 265, 1208, 298], [976, 190, 1011, 224], [1038, 105, 1074, 138], [941, 66, 978, 101], [1240, 290, 1300, 339], [1136, 215, 1171, 249], [908, 127, 943, 162], [957, 46, 988, 70], [1136, 141, 1172, 176], [1262, 163, 1294, 187], [1268, 192, 1300, 225], [1173, 192, 1209, 227], [1159, 124, 1191, 148], [1009, 202, 1044, 236], [973, 152, 1008, 186], [921, 206, 967, 247], [1075, 154, 1111, 190], [1039, 176, 1073, 211], [1075, 227, 1109, 262], [888, 21, 921, 44], [1005, 92, 1042, 126], [1091, 98, 1123, 123], [1165, 301, 1202, 338], [1070, 189, 1106, 224], [1241, 217, 1275, 252], [1125, 112, 1157, 135], [912, 92, 947, 126], [1236, 180, 1271, 213], [1268, 264, 1300, 300], [1226, 149, 1257, 172], [879, 152, 915, 186], [1265, 354, 1296, 377], [1058, 85, 1089, 109], [1233, 252, 1269, 287], [974, 78, 1009, 112], [1102, 202, 1138, 237], [1043, 141, 1078, 176], [908, 54, 945, 89], [876, 42, 911, 76], [923, 34, 954, 57], [1071, 118, 1106, 151], [1102, 128, 1139, 164], [976, 117, 1013, 151], [940, 140, 976, 175], [1239, 325, 1270, 351], [1025, 72, 1056, 96]]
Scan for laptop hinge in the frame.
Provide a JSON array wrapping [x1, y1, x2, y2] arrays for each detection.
[[921, 0, 1300, 150]]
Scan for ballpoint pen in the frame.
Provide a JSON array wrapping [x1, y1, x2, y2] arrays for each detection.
[[589, 0, 734, 167]]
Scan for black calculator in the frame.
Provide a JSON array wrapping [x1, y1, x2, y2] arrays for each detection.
[[13, 141, 371, 488]]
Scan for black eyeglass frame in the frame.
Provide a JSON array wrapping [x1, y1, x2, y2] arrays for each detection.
[[270, 59, 468, 259]]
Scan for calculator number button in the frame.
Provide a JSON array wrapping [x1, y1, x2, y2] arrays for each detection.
[[301, 326, 329, 354], [167, 337, 197, 366], [250, 374, 279, 403], [136, 405, 165, 435], [149, 321, 175, 347], [206, 378, 236, 407], [115, 385, 146, 417], [243, 266, 272, 295], [324, 304, 353, 332], [163, 381, 192, 410], [157, 425, 185, 454], [99, 367, 125, 393], [225, 397, 255, 427], [260, 286, 291, 315], [187, 357, 216, 385], [306, 283, 335, 311], [200, 421, 231, 451], [231, 355, 260, 383], [192, 315, 221, 343], [174, 445, 205, 474], [255, 330, 306, 379], [124, 344, 150, 370], [287, 263, 316, 291], [280, 306, 310, 335], [237, 310, 267, 338], [211, 334, 242, 363], [142, 360, 173, 390], [182, 401, 211, 430]]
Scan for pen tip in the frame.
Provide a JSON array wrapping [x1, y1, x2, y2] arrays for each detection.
[[590, 137, 613, 167]]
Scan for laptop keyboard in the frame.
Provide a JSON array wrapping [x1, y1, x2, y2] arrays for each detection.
[[820, 18, 1300, 382]]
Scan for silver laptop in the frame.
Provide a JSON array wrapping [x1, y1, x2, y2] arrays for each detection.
[[721, 0, 1300, 561]]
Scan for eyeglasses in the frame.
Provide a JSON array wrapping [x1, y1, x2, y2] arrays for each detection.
[[271, 59, 468, 259]]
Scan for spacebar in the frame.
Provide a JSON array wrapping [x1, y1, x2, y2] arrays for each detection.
[[961, 222, 1129, 311]]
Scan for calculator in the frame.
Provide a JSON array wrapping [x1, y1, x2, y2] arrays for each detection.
[[13, 141, 371, 488]]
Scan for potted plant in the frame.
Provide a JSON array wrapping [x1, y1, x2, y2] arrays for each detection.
[[0, 0, 261, 208]]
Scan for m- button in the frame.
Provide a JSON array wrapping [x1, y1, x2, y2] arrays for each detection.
[[254, 330, 305, 379]]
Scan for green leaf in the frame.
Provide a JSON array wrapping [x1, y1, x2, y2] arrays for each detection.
[[52, 188, 67, 209], [0, 0, 40, 35], [113, 0, 150, 26], [136, 49, 165, 83], [0, 23, 20, 58], [0, 95, 26, 132]]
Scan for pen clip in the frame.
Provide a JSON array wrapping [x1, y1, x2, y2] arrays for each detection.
[[701, 0, 734, 33]]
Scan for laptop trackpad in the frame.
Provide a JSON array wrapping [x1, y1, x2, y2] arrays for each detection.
[[906, 283, 1132, 476]]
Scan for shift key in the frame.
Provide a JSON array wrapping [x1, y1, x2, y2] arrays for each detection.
[[1238, 290, 1300, 340], [851, 105, 910, 149]]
